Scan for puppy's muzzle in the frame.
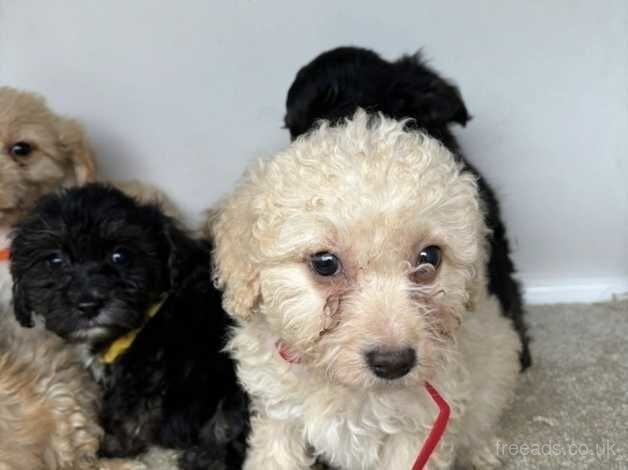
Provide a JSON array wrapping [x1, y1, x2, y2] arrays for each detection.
[[72, 279, 107, 319], [77, 298, 104, 318], [365, 347, 417, 380]]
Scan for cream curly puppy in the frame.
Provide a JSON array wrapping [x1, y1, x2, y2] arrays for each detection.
[[212, 112, 521, 470]]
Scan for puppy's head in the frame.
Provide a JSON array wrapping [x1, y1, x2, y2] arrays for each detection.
[[214, 111, 487, 389], [10, 183, 201, 348], [0, 87, 96, 226], [284, 46, 469, 141]]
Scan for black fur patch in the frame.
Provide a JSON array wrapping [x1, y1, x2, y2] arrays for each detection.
[[285, 46, 531, 370], [10, 183, 249, 469]]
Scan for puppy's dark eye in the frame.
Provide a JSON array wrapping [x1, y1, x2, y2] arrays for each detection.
[[111, 248, 131, 266], [9, 142, 33, 157], [47, 252, 65, 269], [417, 246, 442, 268], [413, 246, 442, 283], [309, 251, 341, 277]]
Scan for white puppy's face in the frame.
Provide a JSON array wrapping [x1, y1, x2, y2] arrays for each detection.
[[214, 112, 487, 389], [0, 87, 95, 226]]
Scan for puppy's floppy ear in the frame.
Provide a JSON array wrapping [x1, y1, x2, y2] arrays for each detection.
[[12, 278, 34, 328], [389, 53, 470, 127], [464, 215, 491, 313], [162, 219, 206, 290], [9, 221, 36, 328], [210, 196, 261, 321], [56, 117, 97, 185], [284, 75, 340, 140]]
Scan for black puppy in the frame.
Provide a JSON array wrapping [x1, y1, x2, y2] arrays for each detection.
[[10, 183, 248, 470], [285, 46, 531, 370]]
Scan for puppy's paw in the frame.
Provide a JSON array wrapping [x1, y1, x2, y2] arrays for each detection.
[[98, 459, 147, 470]]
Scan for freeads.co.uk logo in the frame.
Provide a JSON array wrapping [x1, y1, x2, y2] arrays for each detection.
[[497, 439, 619, 461]]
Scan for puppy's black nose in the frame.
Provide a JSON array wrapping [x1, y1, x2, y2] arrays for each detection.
[[365, 347, 417, 380], [77, 300, 103, 318]]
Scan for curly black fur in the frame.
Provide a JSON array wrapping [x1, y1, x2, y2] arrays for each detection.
[[9, 183, 249, 469], [285, 46, 531, 370]]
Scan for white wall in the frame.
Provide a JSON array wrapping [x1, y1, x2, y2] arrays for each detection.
[[1, 0, 627, 304]]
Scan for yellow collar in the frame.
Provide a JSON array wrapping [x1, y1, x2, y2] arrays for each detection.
[[99, 293, 169, 364]]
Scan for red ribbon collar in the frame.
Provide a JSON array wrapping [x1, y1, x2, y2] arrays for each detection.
[[275, 339, 450, 470], [0, 248, 9, 262], [412, 382, 451, 470]]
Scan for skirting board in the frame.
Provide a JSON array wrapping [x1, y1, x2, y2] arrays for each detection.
[[523, 277, 628, 305]]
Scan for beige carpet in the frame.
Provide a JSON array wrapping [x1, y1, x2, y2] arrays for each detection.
[[498, 300, 628, 470], [137, 300, 628, 469]]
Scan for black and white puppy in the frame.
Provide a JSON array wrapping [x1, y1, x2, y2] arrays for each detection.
[[10, 183, 248, 470], [284, 46, 531, 370]]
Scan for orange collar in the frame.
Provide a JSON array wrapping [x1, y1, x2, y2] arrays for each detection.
[[0, 248, 9, 262]]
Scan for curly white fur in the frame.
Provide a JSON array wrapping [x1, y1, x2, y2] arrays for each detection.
[[212, 111, 521, 470]]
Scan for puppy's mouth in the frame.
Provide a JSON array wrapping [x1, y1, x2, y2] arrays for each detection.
[[65, 304, 144, 344], [68, 325, 118, 343]]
